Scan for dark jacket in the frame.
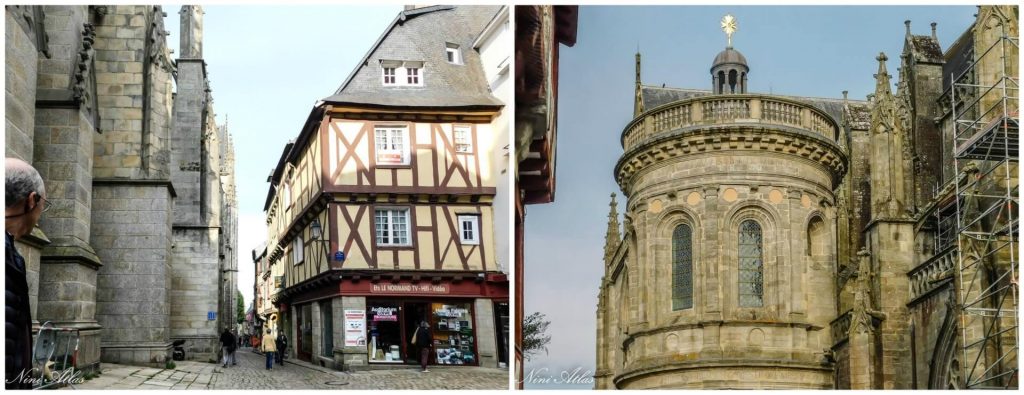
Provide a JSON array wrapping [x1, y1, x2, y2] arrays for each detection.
[[220, 331, 236, 350], [6, 233, 33, 389], [413, 325, 432, 348], [276, 334, 287, 351]]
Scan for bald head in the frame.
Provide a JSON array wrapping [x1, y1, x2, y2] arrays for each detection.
[[6, 158, 44, 208]]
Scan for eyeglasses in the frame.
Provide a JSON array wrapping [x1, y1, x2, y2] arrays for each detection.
[[39, 197, 52, 214]]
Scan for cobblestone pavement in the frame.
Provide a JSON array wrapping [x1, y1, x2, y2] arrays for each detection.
[[67, 347, 508, 390]]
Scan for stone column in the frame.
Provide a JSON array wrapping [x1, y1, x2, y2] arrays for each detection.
[[337, 296, 367, 370], [474, 298, 498, 368], [91, 5, 177, 367], [33, 5, 104, 371], [311, 300, 322, 363]]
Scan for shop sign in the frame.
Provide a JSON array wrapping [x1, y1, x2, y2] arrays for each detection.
[[370, 306, 398, 321], [436, 306, 469, 317], [370, 283, 450, 294], [344, 310, 366, 347]]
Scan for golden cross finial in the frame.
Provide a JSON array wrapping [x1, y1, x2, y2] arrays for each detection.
[[721, 14, 737, 48]]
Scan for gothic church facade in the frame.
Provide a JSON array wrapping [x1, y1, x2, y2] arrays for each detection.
[[5, 5, 238, 368], [595, 6, 1018, 389]]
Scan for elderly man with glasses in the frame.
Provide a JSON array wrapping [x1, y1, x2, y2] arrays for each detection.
[[5, 158, 49, 389]]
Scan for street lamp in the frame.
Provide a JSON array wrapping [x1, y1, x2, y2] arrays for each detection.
[[309, 217, 329, 272]]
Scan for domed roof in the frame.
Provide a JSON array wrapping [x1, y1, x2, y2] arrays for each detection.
[[712, 48, 747, 68]]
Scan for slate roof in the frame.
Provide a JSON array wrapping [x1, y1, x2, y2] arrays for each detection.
[[639, 85, 871, 130], [323, 5, 503, 108], [942, 24, 975, 92], [909, 35, 944, 64]]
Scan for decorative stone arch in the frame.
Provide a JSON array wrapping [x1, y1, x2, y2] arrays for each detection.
[[805, 211, 830, 258], [653, 206, 702, 317], [720, 200, 782, 318], [929, 299, 961, 389]]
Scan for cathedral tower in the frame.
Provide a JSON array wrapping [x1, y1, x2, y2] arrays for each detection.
[[598, 14, 848, 389]]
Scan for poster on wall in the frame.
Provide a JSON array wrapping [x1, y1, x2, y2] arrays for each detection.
[[344, 309, 366, 347]]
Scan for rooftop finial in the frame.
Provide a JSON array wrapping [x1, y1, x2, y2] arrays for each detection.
[[721, 14, 737, 48], [931, 22, 937, 40], [904, 20, 911, 37], [603, 193, 622, 262]]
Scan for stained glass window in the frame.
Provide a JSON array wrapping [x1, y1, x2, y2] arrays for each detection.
[[672, 224, 693, 310], [738, 219, 763, 307]]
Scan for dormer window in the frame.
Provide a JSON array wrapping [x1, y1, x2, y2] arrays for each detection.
[[382, 67, 397, 85], [381, 60, 424, 87], [406, 67, 420, 85], [446, 43, 462, 64]]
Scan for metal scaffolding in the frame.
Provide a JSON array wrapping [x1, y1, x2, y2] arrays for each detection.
[[949, 19, 1019, 389]]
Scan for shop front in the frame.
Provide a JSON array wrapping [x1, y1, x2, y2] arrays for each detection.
[[282, 271, 508, 370], [366, 299, 479, 366]]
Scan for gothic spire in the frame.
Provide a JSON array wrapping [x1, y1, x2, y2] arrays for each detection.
[[634, 51, 644, 117], [603, 193, 621, 262], [874, 52, 891, 97]]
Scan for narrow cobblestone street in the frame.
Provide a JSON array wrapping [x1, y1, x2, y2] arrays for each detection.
[[66, 347, 508, 390]]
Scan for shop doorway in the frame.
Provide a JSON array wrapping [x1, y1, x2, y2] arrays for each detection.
[[403, 302, 430, 365], [297, 304, 313, 362], [495, 302, 509, 367]]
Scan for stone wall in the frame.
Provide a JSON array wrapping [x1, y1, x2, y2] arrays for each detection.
[[5, 4, 236, 372], [5, 7, 41, 162], [170, 228, 221, 362], [92, 183, 173, 366]]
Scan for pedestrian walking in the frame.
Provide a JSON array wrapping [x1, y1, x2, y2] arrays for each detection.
[[6, 158, 48, 389], [411, 320, 433, 373], [219, 328, 236, 367], [275, 332, 288, 365], [261, 330, 277, 370]]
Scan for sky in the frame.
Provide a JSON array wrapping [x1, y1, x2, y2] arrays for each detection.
[[522, 5, 977, 389], [162, 5, 403, 310]]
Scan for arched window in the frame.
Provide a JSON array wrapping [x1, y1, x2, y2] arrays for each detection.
[[738, 220, 763, 307], [672, 224, 693, 310]]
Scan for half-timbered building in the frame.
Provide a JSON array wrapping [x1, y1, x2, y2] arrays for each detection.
[[263, 5, 509, 371]]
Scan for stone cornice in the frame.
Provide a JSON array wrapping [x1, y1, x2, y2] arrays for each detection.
[[40, 244, 103, 270], [615, 124, 848, 194], [92, 178, 177, 198], [613, 358, 833, 388], [17, 227, 52, 249]]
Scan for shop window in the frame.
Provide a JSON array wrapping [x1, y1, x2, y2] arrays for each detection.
[[375, 208, 410, 246], [374, 126, 410, 166], [454, 125, 472, 153], [431, 303, 476, 365], [292, 237, 304, 265], [367, 303, 403, 363], [738, 219, 764, 307]]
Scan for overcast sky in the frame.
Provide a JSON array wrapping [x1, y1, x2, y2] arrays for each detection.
[[163, 5, 403, 310], [522, 5, 976, 389]]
